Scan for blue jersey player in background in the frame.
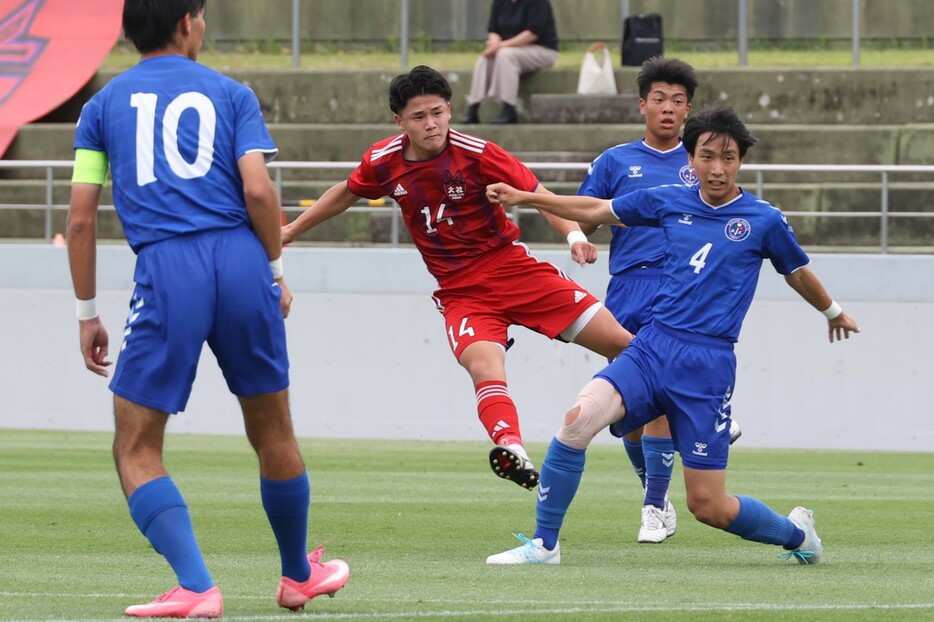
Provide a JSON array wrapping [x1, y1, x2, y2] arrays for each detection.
[[485, 106, 860, 566], [66, 0, 348, 616], [577, 56, 739, 545]]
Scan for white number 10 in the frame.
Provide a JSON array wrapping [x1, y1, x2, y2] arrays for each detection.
[[130, 91, 216, 186]]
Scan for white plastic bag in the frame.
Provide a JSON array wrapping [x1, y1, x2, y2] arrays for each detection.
[[576, 42, 618, 95]]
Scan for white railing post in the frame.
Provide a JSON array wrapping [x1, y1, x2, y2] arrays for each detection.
[[880, 171, 889, 254], [292, 0, 301, 68], [44, 166, 53, 242], [400, 0, 410, 68], [275, 167, 283, 202], [852, 0, 861, 67], [738, 0, 749, 67]]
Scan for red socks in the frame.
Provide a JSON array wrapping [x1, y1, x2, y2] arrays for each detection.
[[475, 380, 522, 446]]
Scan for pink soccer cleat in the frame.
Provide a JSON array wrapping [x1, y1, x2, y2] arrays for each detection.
[[276, 546, 350, 611], [124, 585, 223, 619]]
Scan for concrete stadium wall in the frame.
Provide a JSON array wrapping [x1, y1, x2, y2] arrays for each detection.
[[204, 0, 934, 45], [43, 67, 934, 127], [2, 245, 931, 453]]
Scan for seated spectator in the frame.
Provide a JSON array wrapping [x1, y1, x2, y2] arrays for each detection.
[[461, 0, 559, 125]]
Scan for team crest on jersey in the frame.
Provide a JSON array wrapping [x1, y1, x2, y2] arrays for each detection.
[[628, 165, 643, 178], [443, 170, 467, 202], [679, 165, 698, 186], [725, 218, 752, 241]]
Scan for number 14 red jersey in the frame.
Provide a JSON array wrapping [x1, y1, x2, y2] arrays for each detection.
[[347, 129, 540, 285]]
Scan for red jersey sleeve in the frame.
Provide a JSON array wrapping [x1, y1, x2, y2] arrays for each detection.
[[346, 149, 386, 200]]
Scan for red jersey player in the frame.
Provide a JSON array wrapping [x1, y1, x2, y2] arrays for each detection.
[[282, 66, 631, 489]]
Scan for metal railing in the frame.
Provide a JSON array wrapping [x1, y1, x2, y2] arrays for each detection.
[[2, 159, 932, 253], [291, 0, 866, 68]]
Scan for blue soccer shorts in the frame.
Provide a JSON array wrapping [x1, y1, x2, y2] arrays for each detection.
[[596, 322, 736, 470], [109, 225, 289, 414], [604, 267, 662, 335]]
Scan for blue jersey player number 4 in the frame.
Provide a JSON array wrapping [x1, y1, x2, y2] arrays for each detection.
[[484, 106, 860, 567]]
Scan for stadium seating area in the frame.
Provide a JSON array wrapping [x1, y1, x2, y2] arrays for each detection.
[[2, 65, 933, 251]]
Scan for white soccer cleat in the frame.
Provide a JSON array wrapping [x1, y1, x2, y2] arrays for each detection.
[[781, 506, 824, 565], [729, 418, 743, 444], [637, 493, 676, 543], [638, 504, 670, 543], [486, 534, 560, 565], [662, 495, 677, 536]]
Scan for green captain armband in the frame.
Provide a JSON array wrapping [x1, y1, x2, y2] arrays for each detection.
[[72, 149, 109, 185]]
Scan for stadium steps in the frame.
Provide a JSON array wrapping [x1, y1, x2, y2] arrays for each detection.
[[5, 122, 932, 174]]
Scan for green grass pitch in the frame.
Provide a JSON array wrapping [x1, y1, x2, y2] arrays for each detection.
[[1, 429, 932, 621]]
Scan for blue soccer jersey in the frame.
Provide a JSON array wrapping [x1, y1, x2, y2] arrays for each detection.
[[578, 140, 696, 275], [74, 55, 277, 252], [610, 184, 810, 341]]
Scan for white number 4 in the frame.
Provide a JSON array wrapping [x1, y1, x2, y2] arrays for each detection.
[[690, 242, 713, 274]]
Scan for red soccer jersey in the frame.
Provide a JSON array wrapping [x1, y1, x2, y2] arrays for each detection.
[[346, 129, 540, 283]]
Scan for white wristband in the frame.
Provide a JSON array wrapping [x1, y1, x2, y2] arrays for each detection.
[[269, 257, 284, 279], [76, 297, 98, 321], [566, 230, 588, 248], [821, 300, 843, 320]]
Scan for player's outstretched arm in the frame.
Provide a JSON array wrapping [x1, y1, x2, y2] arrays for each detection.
[[67, 182, 111, 376], [282, 181, 361, 245], [784, 267, 861, 343], [486, 182, 618, 226], [530, 185, 598, 266]]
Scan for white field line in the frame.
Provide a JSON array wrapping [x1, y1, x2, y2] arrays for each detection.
[[2, 593, 934, 622]]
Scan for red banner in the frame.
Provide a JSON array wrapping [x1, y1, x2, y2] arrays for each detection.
[[0, 0, 122, 157]]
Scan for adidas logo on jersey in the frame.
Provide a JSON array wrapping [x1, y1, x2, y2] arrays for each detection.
[[574, 291, 587, 303], [392, 183, 408, 197]]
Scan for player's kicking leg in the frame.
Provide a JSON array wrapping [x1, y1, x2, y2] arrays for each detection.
[[458, 341, 541, 489]]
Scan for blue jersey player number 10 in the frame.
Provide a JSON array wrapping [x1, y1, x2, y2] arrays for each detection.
[[130, 91, 216, 185]]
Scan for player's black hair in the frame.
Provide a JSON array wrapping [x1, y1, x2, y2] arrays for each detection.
[[682, 106, 758, 158], [388, 65, 453, 114], [636, 56, 698, 102], [123, 0, 207, 54]]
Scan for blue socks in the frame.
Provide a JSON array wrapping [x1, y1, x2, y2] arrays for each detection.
[[261, 472, 312, 581], [534, 438, 586, 550], [128, 476, 214, 593], [622, 437, 646, 488], [725, 495, 804, 549], [642, 435, 674, 509]]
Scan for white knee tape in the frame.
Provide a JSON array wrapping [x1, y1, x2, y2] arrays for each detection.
[[556, 379, 623, 449]]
